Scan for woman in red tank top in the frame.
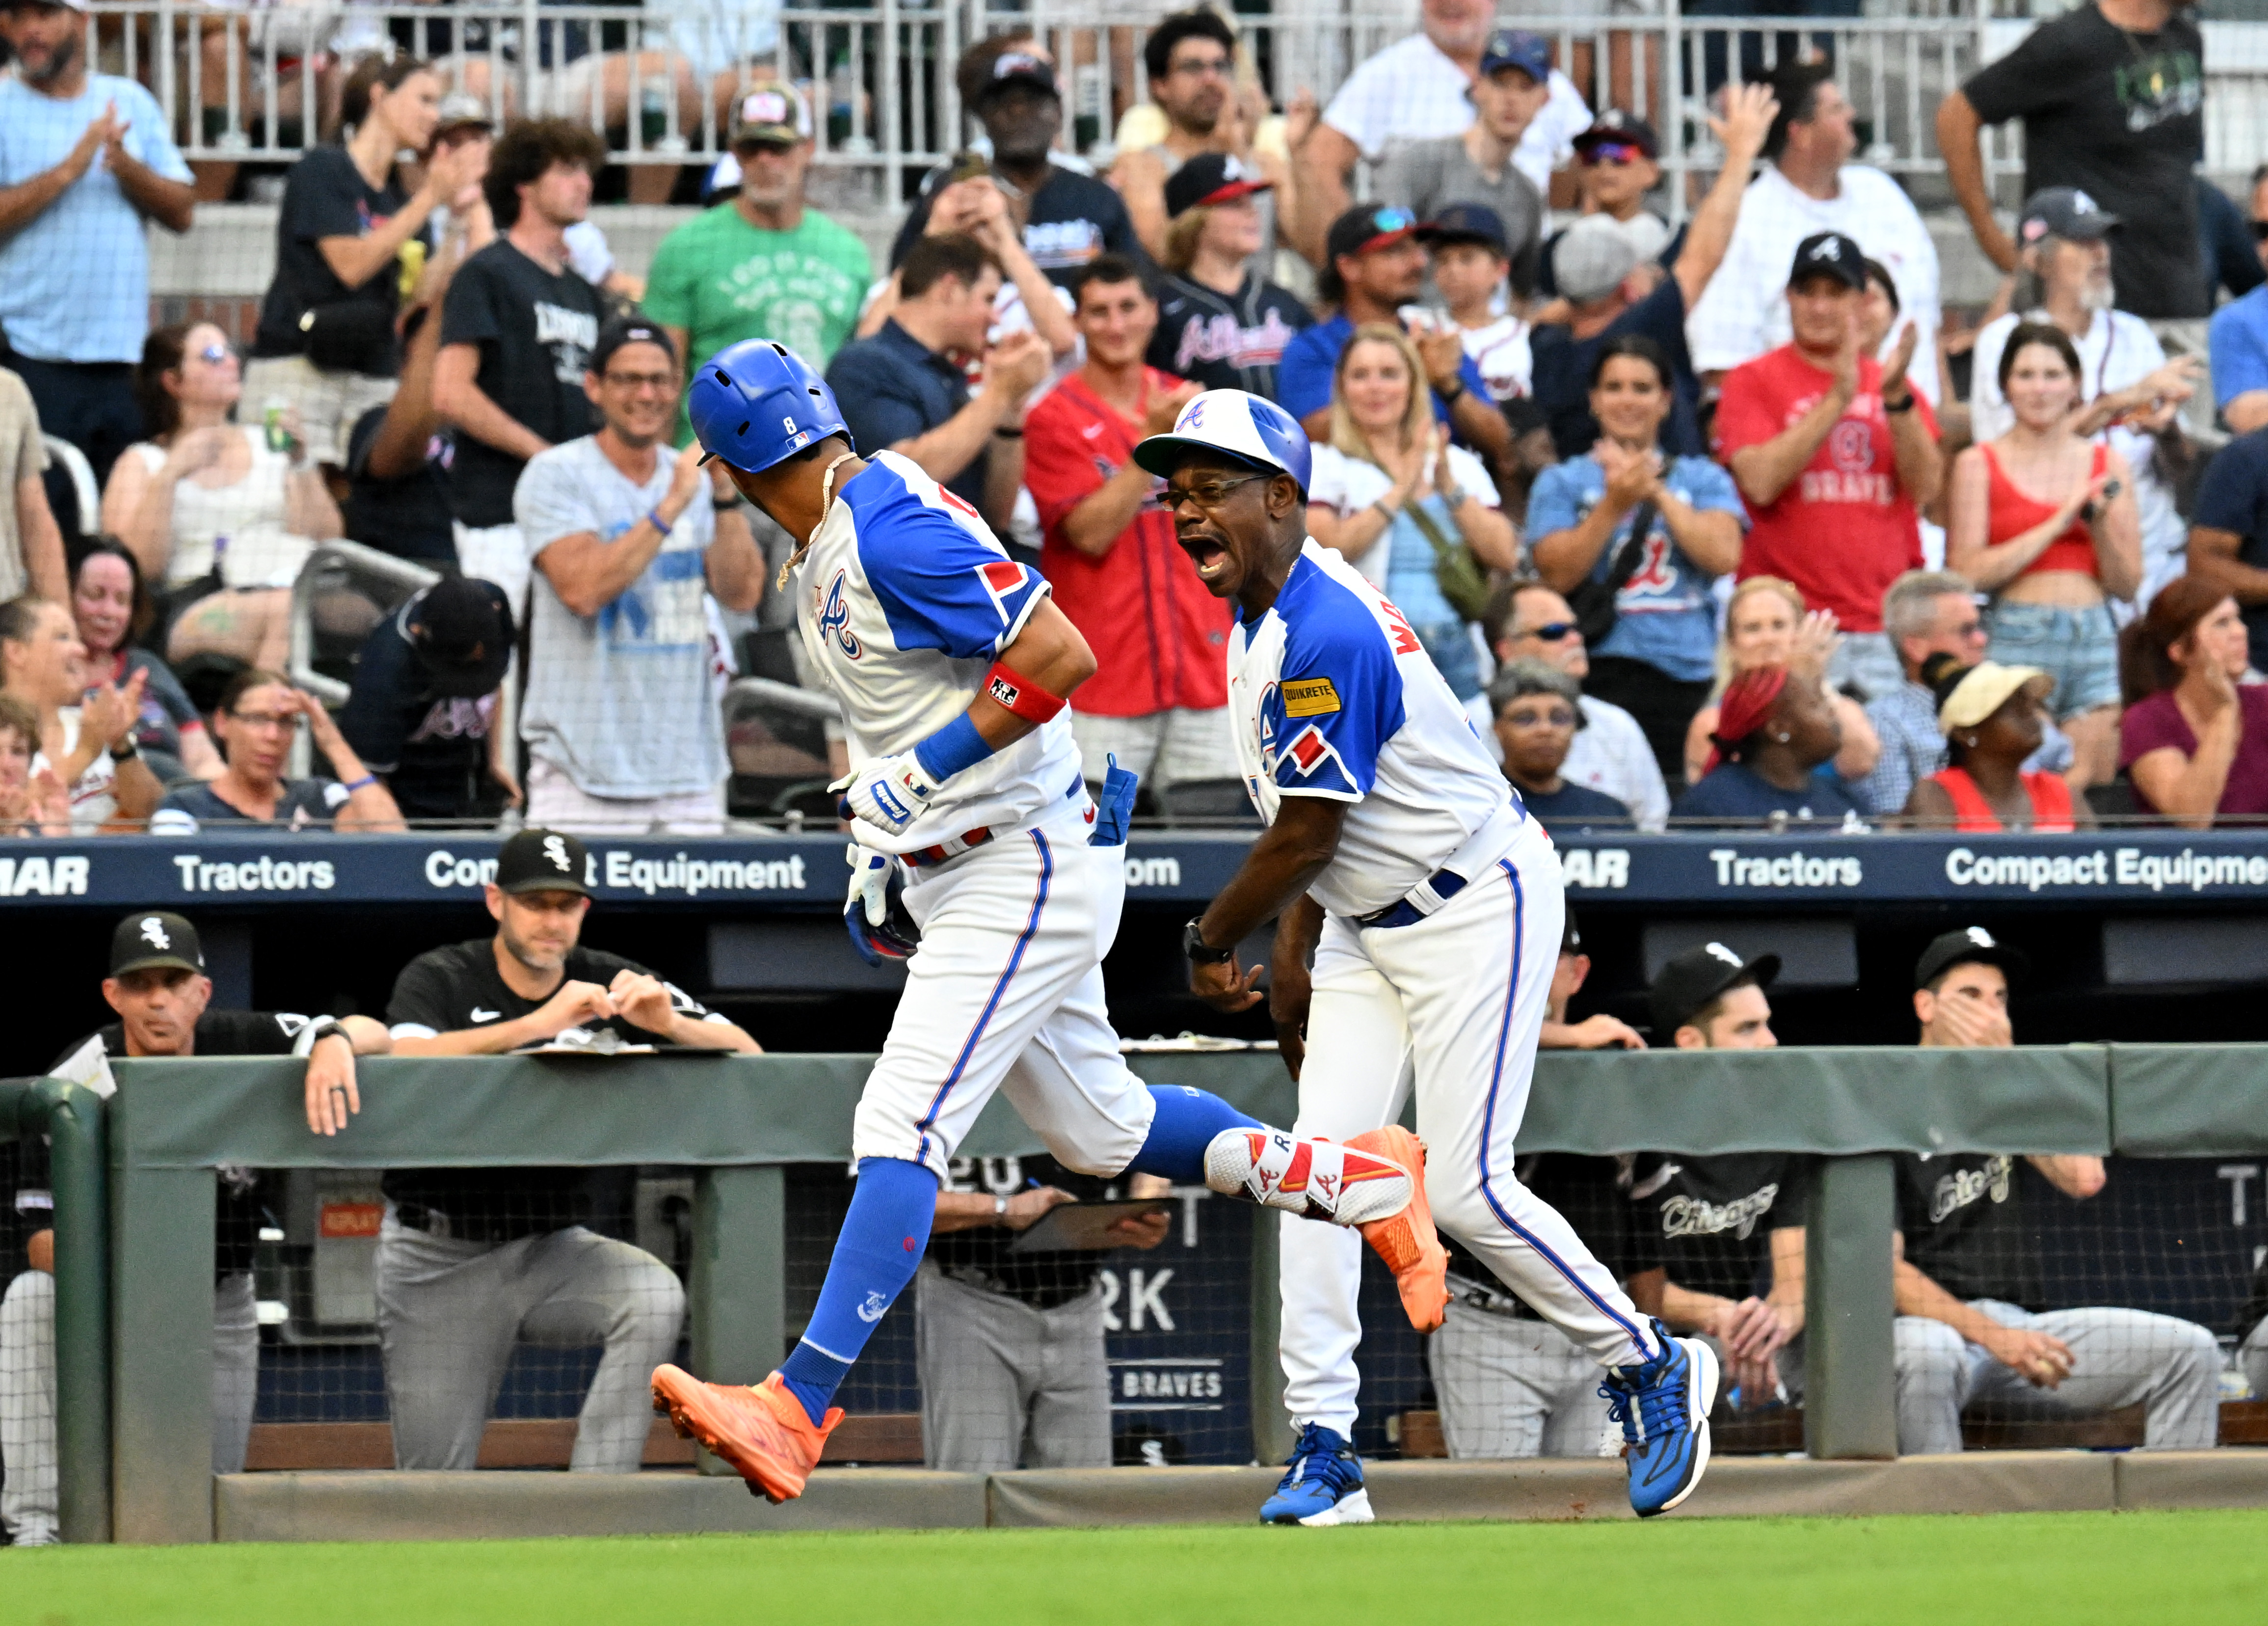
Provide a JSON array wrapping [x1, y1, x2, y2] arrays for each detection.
[[1946, 321, 2140, 794], [1900, 654, 2095, 833]]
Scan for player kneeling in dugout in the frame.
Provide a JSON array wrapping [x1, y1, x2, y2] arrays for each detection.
[[376, 827, 758, 1471], [4, 911, 386, 1545]]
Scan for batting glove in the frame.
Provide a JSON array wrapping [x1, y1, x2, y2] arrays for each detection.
[[831, 752, 941, 836], [843, 844, 920, 966]]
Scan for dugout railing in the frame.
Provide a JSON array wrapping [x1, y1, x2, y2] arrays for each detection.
[[67, 1042, 2268, 1545]]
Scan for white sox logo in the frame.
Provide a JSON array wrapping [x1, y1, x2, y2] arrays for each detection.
[[1660, 1184, 1779, 1241], [139, 916, 170, 949], [542, 835, 572, 873], [1929, 1155, 2013, 1223]]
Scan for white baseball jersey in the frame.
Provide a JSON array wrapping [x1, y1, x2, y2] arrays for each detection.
[[1228, 540, 1515, 919], [791, 450, 1084, 855]]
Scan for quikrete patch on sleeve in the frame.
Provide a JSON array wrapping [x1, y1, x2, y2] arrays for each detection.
[[1281, 678, 1342, 717]]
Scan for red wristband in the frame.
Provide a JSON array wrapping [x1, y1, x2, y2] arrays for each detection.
[[982, 660, 1066, 724]]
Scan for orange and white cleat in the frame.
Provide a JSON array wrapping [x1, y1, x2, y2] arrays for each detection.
[[1344, 1126, 1448, 1334], [1202, 1124, 1447, 1332], [651, 1365, 841, 1503]]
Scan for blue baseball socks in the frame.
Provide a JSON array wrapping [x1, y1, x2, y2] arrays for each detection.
[[778, 1157, 938, 1424], [776, 1088, 1262, 1425]]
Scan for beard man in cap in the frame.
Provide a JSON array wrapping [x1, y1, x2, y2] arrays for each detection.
[[374, 827, 755, 1472], [1890, 926, 2221, 1456], [1713, 229, 1943, 705], [1633, 942, 1812, 1414], [337, 575, 519, 824], [1, 912, 387, 1545]]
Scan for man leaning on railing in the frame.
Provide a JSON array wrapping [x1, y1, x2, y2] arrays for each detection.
[[1, 910, 386, 1545], [375, 828, 755, 1473]]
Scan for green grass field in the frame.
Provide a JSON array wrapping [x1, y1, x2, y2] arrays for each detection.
[[7, 1512, 2268, 1626]]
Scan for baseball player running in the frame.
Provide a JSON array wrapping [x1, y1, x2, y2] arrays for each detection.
[[1133, 390, 1716, 1523], [650, 339, 1441, 1504]]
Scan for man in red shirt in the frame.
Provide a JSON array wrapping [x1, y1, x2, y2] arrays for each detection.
[[1024, 254, 1231, 796], [1715, 231, 1943, 703]]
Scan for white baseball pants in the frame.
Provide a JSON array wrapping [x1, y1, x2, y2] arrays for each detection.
[[853, 805, 1157, 1182], [1281, 816, 1656, 1438]]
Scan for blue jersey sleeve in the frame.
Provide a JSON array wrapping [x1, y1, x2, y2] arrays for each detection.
[[1681, 456, 1749, 521], [850, 471, 1048, 660], [1267, 578, 1407, 802], [1274, 326, 1337, 422]]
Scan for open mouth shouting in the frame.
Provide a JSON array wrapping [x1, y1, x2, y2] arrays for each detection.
[[1175, 511, 1236, 591]]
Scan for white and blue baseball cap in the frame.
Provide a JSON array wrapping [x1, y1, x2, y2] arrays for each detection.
[[1133, 389, 1311, 497]]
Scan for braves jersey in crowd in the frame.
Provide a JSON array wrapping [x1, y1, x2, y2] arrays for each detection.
[[1024, 370, 1230, 717], [1227, 540, 1514, 919], [794, 450, 1084, 855], [1147, 271, 1314, 399]]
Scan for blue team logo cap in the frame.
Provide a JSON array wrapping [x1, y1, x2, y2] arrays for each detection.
[[689, 337, 852, 473], [1132, 389, 1311, 497]]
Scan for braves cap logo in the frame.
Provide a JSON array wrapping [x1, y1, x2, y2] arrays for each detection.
[[542, 835, 572, 873], [742, 90, 789, 125], [1807, 236, 1841, 261], [140, 916, 170, 950], [1965, 925, 1997, 948], [1705, 941, 1742, 967], [2071, 190, 2100, 215]]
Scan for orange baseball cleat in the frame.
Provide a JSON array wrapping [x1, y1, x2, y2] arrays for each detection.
[[1344, 1126, 1448, 1333], [651, 1365, 841, 1503]]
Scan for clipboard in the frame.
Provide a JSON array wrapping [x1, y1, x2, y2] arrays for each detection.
[[1006, 1200, 1174, 1254]]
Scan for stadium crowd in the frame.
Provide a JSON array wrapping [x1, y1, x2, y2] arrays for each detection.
[[0, 0, 2265, 834], [3, 0, 2268, 1540]]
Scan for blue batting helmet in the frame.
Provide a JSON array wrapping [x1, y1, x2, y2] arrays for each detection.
[[688, 338, 852, 473], [1133, 388, 1311, 497]]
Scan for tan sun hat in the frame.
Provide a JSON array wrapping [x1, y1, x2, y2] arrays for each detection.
[[1934, 660, 2055, 734]]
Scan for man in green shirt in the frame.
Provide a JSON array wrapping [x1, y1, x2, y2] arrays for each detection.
[[645, 83, 874, 443]]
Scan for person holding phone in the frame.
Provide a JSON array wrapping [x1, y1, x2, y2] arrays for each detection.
[[1946, 320, 2141, 792], [917, 1154, 1174, 1473]]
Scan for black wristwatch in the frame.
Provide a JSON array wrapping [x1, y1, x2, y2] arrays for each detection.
[[108, 738, 139, 763], [1883, 391, 1916, 414], [1436, 377, 1467, 405], [1183, 917, 1236, 964]]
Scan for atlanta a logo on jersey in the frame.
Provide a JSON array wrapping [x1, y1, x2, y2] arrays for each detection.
[[818, 569, 862, 659]]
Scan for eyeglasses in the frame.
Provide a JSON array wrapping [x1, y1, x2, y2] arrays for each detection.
[[1169, 53, 1230, 78], [1159, 473, 1270, 512], [603, 370, 675, 391], [196, 344, 233, 365], [228, 709, 299, 732], [735, 136, 798, 158], [1516, 621, 1578, 642], [1505, 705, 1579, 729], [1953, 620, 1985, 640], [1582, 141, 1646, 165], [2252, 220, 2268, 241]]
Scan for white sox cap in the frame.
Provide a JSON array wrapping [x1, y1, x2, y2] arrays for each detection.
[[1133, 389, 1312, 497]]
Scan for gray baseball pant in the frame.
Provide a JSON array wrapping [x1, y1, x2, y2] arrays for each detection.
[[2240, 1318, 2268, 1399], [913, 1264, 1111, 1474], [3, 1269, 257, 1545], [1427, 1298, 1618, 1458], [1894, 1301, 2221, 1456], [374, 1216, 685, 1472]]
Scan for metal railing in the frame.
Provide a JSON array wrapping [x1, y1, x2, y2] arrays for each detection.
[[73, 1, 2040, 206]]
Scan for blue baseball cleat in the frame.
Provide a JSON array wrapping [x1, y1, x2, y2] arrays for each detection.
[[1601, 1320, 1720, 1518], [1258, 1422, 1373, 1526]]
